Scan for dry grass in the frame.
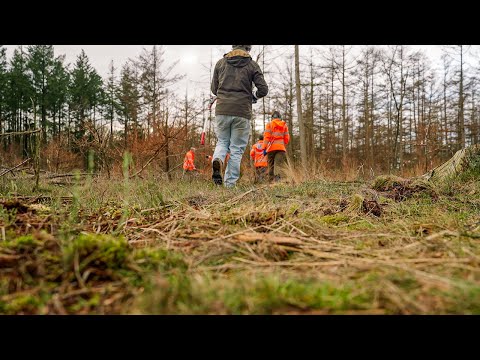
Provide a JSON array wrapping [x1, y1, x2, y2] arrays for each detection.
[[0, 161, 479, 314]]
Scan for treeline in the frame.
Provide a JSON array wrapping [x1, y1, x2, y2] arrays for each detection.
[[0, 45, 478, 178], [255, 45, 479, 175], [0, 45, 204, 177]]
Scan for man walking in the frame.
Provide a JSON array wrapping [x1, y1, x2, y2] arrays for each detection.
[[210, 45, 268, 188]]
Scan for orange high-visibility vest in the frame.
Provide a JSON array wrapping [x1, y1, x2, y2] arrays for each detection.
[[183, 150, 196, 170], [250, 140, 268, 167], [263, 118, 290, 153]]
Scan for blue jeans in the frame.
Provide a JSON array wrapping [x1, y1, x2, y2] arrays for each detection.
[[212, 114, 250, 187]]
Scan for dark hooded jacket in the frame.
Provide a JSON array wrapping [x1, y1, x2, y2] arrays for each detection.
[[211, 46, 268, 120]]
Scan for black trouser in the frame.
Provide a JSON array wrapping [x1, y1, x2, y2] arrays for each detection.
[[183, 169, 196, 181], [267, 150, 286, 181], [254, 166, 267, 183]]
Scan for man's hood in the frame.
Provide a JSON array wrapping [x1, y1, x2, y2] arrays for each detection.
[[224, 49, 251, 68]]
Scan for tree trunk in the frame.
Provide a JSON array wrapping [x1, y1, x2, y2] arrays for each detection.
[[458, 45, 465, 150], [309, 55, 315, 158], [443, 59, 449, 147], [295, 45, 307, 170], [262, 45, 266, 131], [287, 64, 294, 155], [341, 46, 348, 167], [33, 101, 40, 191], [124, 114, 129, 150]]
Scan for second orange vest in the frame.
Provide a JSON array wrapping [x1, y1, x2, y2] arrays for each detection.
[[250, 140, 268, 167]]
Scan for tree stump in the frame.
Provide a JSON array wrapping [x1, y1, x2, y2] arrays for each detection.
[[420, 144, 480, 184]]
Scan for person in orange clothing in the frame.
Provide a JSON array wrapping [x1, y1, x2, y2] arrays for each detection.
[[182, 147, 197, 179], [263, 111, 290, 182], [250, 135, 268, 183]]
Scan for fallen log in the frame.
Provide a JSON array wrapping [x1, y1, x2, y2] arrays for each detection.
[[0, 159, 31, 178]]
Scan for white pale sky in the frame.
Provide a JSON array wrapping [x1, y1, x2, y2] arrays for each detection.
[[3, 45, 469, 100], [3, 45, 231, 98]]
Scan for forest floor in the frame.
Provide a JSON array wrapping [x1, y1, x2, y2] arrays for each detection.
[[0, 165, 479, 314]]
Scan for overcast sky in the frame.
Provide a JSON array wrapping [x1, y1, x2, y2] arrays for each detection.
[[3, 45, 473, 100], [3, 45, 230, 98]]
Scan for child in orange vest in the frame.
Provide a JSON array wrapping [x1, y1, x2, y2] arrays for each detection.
[[250, 135, 268, 183], [263, 111, 290, 182]]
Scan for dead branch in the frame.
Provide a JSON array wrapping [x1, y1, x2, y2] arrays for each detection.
[[0, 158, 31, 178], [0, 129, 40, 137], [129, 143, 167, 179]]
